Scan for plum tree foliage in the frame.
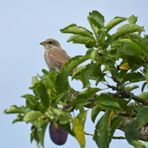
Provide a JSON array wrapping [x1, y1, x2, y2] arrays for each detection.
[[4, 10, 148, 148]]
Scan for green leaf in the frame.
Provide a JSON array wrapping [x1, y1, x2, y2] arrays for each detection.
[[91, 105, 102, 123], [46, 108, 71, 125], [67, 55, 90, 73], [93, 111, 111, 148], [54, 92, 69, 104], [71, 88, 100, 108], [4, 105, 24, 114], [143, 35, 148, 53], [106, 16, 126, 31], [61, 24, 93, 38], [93, 111, 121, 148], [96, 94, 127, 113], [128, 15, 138, 24], [55, 67, 69, 93], [31, 76, 39, 86], [12, 114, 24, 124], [41, 71, 56, 90], [125, 85, 139, 92], [116, 38, 143, 56], [88, 10, 105, 29], [73, 63, 104, 87], [113, 24, 144, 40], [30, 124, 48, 147], [87, 11, 105, 39], [125, 106, 148, 144], [32, 82, 49, 108], [146, 68, 148, 84], [23, 111, 42, 122], [33, 119, 48, 129], [37, 126, 47, 147], [110, 115, 121, 138], [139, 92, 148, 100], [122, 72, 144, 83], [132, 141, 146, 148], [61, 24, 96, 47], [67, 35, 96, 48], [22, 94, 39, 110]]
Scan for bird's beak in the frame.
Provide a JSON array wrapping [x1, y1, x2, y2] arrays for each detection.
[[40, 41, 46, 46]]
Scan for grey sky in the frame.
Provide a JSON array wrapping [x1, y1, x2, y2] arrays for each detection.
[[0, 0, 148, 148]]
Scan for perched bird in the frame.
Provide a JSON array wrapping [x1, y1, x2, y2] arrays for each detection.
[[40, 38, 69, 145], [40, 38, 70, 72]]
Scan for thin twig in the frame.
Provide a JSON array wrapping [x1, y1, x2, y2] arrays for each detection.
[[84, 131, 94, 136], [84, 132, 94, 136], [113, 136, 126, 139], [108, 84, 148, 105], [84, 132, 125, 140]]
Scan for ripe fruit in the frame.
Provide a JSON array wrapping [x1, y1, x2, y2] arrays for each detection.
[[49, 123, 68, 145]]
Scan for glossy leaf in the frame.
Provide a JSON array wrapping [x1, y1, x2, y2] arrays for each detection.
[[73, 63, 104, 87], [32, 82, 49, 108], [122, 72, 144, 83], [109, 115, 121, 138], [88, 10, 105, 29], [113, 24, 144, 40], [30, 124, 48, 147], [12, 114, 24, 124], [71, 88, 100, 108], [93, 111, 111, 148], [116, 38, 143, 56], [61, 24, 93, 38], [139, 92, 148, 100], [66, 55, 90, 73], [125, 106, 148, 144], [96, 94, 127, 113], [91, 105, 102, 123], [22, 94, 39, 110], [55, 67, 69, 93], [67, 35, 96, 48], [23, 111, 42, 122], [106, 16, 126, 31], [132, 141, 146, 148], [125, 85, 139, 92], [31, 76, 39, 86], [87, 11, 105, 37], [146, 68, 148, 83], [128, 15, 138, 24], [4, 105, 24, 114], [61, 24, 96, 47]]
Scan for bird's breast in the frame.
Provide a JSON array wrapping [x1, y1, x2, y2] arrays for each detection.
[[44, 51, 55, 70]]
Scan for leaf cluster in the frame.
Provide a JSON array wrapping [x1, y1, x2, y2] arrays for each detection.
[[4, 10, 148, 148]]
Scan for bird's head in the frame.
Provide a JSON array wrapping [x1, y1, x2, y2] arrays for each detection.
[[40, 38, 61, 49]]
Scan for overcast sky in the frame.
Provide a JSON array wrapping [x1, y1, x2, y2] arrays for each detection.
[[0, 0, 148, 148]]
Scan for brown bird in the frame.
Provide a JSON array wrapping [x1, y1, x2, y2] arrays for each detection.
[[40, 38, 70, 72]]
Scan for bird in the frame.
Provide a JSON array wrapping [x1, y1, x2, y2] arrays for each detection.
[[40, 38, 70, 72]]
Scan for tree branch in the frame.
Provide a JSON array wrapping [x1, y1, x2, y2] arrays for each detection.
[[84, 131, 126, 139], [119, 117, 148, 141], [108, 85, 148, 105]]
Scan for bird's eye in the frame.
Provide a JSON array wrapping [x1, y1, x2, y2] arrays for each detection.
[[48, 41, 53, 44]]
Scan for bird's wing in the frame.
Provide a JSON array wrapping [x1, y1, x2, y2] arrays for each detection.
[[47, 48, 70, 68]]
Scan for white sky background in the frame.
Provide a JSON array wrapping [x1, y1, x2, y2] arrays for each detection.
[[0, 0, 148, 148]]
